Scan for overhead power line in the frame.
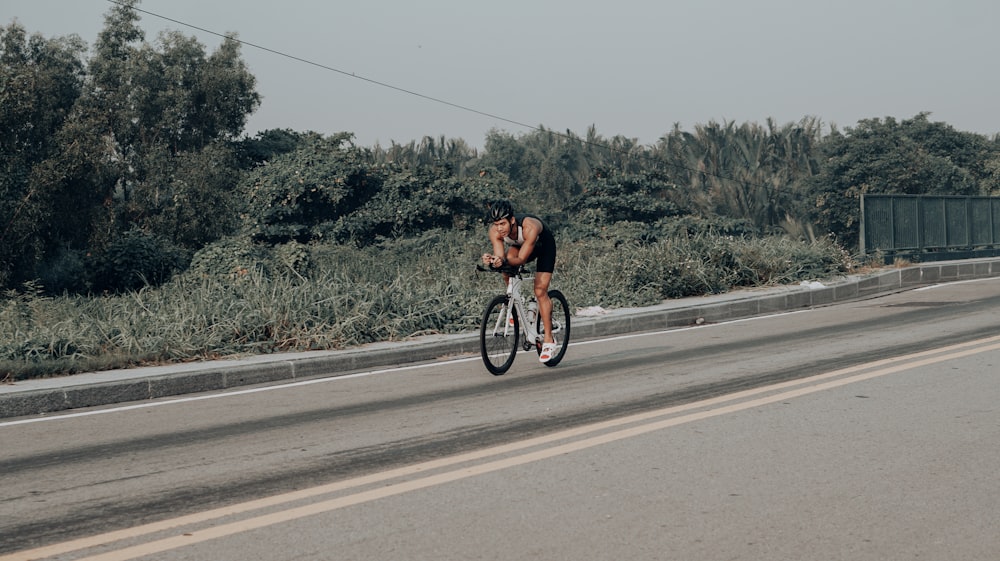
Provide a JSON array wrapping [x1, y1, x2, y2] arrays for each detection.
[[105, 0, 541, 134], [103, 0, 755, 185]]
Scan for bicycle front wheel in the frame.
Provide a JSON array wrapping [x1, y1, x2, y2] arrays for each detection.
[[480, 295, 519, 375], [537, 289, 570, 367]]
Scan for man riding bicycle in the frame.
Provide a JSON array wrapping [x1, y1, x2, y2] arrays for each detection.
[[480, 200, 558, 362]]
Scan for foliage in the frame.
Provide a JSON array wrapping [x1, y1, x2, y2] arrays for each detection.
[[329, 165, 510, 243], [0, 22, 87, 288], [653, 117, 824, 235], [1, 227, 853, 380], [480, 129, 540, 191], [184, 235, 268, 279], [79, 5, 258, 245], [558, 226, 850, 307], [805, 113, 1000, 248], [371, 135, 480, 177], [567, 171, 683, 224], [241, 134, 378, 244], [1, 0, 257, 293], [35, 246, 88, 295], [88, 230, 188, 293], [478, 120, 829, 238], [142, 142, 244, 248], [241, 134, 512, 246], [186, 236, 316, 281], [235, 128, 317, 168]]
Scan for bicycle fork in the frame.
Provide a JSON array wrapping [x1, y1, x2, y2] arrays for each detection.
[[493, 299, 533, 351]]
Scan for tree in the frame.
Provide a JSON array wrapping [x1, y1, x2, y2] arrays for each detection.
[[241, 134, 381, 244], [481, 127, 598, 215], [236, 129, 316, 169], [567, 171, 681, 224], [333, 162, 507, 243], [148, 141, 243, 248], [652, 118, 823, 236], [481, 129, 535, 186], [1, 0, 260, 291], [806, 113, 996, 248], [0, 22, 87, 287], [47, 1, 256, 279], [78, 3, 259, 241], [370, 135, 480, 178]]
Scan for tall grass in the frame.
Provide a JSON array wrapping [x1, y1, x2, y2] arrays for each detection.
[[1, 229, 853, 380]]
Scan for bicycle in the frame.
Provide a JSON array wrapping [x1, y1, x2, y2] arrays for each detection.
[[476, 263, 571, 375]]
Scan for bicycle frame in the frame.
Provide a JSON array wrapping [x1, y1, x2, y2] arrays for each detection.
[[478, 262, 570, 374], [494, 272, 542, 350]]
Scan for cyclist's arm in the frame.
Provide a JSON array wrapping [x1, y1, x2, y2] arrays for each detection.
[[483, 225, 507, 267], [505, 217, 542, 266]]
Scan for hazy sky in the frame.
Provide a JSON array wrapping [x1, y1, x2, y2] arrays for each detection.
[[5, 0, 999, 149]]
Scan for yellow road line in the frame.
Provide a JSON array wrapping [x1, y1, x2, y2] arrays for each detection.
[[7, 334, 1000, 561]]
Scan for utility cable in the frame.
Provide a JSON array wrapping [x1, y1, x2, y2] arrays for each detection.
[[105, 0, 753, 184], [105, 1, 541, 136]]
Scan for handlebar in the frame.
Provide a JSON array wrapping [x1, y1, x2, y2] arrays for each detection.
[[476, 263, 530, 275]]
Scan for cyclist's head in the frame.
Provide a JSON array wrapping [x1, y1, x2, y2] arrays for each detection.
[[485, 200, 514, 224]]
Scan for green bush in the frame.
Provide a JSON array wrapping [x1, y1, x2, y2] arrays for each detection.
[[187, 235, 272, 279], [240, 135, 379, 244], [36, 246, 88, 294], [1, 227, 853, 380], [88, 231, 188, 293], [557, 228, 850, 307]]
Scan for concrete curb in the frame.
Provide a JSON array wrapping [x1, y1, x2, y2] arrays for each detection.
[[3, 258, 1000, 419]]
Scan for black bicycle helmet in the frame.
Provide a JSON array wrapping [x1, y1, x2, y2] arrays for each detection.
[[486, 200, 514, 224]]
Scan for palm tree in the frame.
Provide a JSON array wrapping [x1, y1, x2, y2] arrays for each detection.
[[652, 118, 822, 235]]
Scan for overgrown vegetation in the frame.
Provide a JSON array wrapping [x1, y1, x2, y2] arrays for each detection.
[[0, 227, 852, 380], [2, 2, 997, 380]]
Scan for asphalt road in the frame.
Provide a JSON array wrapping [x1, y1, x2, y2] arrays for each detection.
[[2, 277, 999, 560]]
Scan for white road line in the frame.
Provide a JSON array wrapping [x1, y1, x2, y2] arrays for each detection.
[[0, 361, 451, 427], [1, 310, 810, 427], [914, 276, 1000, 291], [7, 334, 1000, 561]]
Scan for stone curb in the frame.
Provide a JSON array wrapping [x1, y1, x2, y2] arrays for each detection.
[[3, 258, 1000, 419]]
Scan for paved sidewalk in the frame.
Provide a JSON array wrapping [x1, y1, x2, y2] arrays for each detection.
[[4, 258, 1000, 419]]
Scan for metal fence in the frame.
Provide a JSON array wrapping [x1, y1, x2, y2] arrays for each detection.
[[860, 194, 1000, 255]]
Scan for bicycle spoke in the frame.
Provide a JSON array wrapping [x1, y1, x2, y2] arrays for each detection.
[[480, 295, 518, 375], [538, 289, 571, 367]]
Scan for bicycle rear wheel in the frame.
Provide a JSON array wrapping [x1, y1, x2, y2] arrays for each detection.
[[537, 289, 570, 367], [480, 295, 519, 375]]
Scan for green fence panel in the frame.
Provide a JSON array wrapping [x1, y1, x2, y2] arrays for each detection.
[[971, 199, 993, 246], [921, 197, 946, 248], [862, 195, 1000, 254], [945, 198, 969, 247]]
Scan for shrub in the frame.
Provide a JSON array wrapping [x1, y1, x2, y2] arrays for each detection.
[[35, 246, 88, 294], [88, 231, 188, 293], [186, 235, 267, 279], [1, 227, 853, 380]]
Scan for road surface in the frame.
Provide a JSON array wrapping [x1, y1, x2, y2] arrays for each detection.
[[2, 277, 999, 560]]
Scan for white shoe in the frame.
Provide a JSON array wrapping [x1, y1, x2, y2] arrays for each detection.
[[539, 343, 557, 363]]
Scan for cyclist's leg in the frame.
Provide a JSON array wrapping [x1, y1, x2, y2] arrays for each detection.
[[534, 272, 554, 344], [533, 240, 557, 345]]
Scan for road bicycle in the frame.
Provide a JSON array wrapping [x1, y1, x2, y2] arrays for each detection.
[[476, 263, 571, 375]]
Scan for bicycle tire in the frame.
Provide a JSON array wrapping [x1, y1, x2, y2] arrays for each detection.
[[537, 289, 570, 367], [480, 294, 519, 375]]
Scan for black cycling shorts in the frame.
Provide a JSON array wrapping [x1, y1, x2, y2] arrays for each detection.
[[524, 228, 557, 274]]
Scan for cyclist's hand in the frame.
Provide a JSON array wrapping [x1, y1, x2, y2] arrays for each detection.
[[482, 254, 503, 269]]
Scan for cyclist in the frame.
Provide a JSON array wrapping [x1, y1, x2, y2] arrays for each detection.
[[480, 200, 558, 362]]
